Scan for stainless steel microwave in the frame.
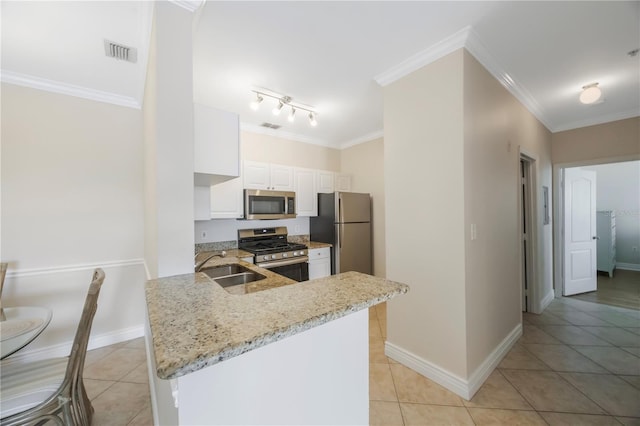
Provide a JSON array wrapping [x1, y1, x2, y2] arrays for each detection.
[[243, 189, 296, 220]]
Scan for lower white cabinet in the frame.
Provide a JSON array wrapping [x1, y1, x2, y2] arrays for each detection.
[[308, 247, 331, 280]]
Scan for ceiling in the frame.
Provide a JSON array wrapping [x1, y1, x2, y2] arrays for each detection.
[[2, 1, 638, 149]]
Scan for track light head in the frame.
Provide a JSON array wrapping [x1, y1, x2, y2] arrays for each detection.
[[250, 93, 263, 110], [273, 100, 284, 115], [288, 107, 296, 122], [308, 112, 317, 127]]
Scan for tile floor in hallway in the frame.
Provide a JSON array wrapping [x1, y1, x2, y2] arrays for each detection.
[[85, 296, 639, 425]]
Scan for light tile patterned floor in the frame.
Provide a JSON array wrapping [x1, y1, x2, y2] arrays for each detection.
[[86, 296, 639, 425], [370, 297, 640, 425]]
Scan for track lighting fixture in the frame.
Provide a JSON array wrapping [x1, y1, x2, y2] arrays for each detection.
[[249, 90, 317, 127], [579, 82, 602, 104]]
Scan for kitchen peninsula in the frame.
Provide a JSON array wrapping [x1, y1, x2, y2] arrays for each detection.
[[145, 256, 408, 425]]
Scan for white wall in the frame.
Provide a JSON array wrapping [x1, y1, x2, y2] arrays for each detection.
[[583, 161, 640, 266], [1, 82, 146, 354]]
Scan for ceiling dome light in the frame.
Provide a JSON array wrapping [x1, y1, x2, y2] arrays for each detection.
[[288, 107, 296, 122], [579, 83, 602, 104], [308, 112, 317, 127], [272, 100, 284, 115], [250, 93, 263, 110]]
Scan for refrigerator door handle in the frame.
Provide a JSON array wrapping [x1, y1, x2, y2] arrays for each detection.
[[339, 223, 343, 249]]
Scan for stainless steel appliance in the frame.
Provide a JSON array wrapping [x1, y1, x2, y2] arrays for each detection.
[[310, 192, 372, 275], [243, 189, 296, 220], [238, 227, 309, 282]]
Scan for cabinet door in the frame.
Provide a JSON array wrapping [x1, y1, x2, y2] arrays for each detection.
[[210, 177, 244, 219], [270, 164, 294, 191], [309, 258, 331, 280], [243, 161, 271, 189], [194, 104, 239, 180], [335, 173, 352, 192], [317, 171, 335, 193], [294, 168, 317, 217]]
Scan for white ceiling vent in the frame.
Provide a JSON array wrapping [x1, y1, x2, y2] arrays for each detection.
[[261, 122, 281, 129], [104, 39, 137, 63]]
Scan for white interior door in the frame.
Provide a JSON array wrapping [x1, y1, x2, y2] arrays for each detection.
[[563, 168, 597, 296]]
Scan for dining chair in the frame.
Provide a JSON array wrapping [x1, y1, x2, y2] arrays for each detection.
[[0, 262, 8, 321], [0, 268, 106, 426]]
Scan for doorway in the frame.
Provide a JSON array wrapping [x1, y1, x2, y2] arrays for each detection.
[[520, 155, 535, 312]]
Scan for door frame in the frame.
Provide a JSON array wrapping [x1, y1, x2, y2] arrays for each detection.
[[553, 154, 639, 298], [519, 150, 538, 313]]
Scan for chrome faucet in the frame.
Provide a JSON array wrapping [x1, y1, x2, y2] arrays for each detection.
[[194, 251, 227, 272]]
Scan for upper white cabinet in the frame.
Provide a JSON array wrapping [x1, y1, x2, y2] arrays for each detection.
[[194, 103, 239, 186], [294, 168, 317, 217], [243, 161, 294, 191], [317, 171, 335, 194], [335, 173, 352, 192], [210, 177, 244, 219]]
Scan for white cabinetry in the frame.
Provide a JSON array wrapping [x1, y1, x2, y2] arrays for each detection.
[[244, 161, 294, 191], [308, 247, 331, 280], [596, 210, 616, 277], [194, 104, 239, 185], [335, 173, 352, 192], [210, 177, 244, 219], [317, 171, 335, 193], [294, 168, 317, 217]]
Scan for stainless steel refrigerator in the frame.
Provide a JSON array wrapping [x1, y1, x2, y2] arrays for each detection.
[[310, 192, 372, 275]]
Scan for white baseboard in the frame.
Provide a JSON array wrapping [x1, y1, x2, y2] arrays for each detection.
[[385, 323, 522, 400], [1, 325, 144, 366], [616, 263, 640, 272], [540, 289, 556, 312]]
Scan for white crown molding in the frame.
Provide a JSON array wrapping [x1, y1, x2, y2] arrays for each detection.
[[169, 0, 205, 13], [374, 26, 471, 87], [1, 69, 141, 109], [552, 109, 640, 133], [339, 130, 384, 149], [240, 122, 334, 148]]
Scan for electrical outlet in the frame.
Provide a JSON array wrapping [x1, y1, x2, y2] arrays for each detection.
[[201, 231, 207, 239], [470, 224, 477, 241], [633, 246, 638, 252]]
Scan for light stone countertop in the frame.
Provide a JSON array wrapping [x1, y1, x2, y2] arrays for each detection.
[[306, 241, 332, 249], [145, 259, 408, 380]]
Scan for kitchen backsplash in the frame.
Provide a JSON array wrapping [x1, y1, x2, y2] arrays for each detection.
[[194, 217, 310, 244]]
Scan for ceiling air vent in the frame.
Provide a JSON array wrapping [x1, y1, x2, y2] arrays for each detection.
[[104, 39, 137, 63], [261, 122, 281, 129]]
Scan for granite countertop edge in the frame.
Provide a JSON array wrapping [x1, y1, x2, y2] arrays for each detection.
[[162, 289, 403, 380]]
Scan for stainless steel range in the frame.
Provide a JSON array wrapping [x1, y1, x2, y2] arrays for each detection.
[[238, 227, 309, 282]]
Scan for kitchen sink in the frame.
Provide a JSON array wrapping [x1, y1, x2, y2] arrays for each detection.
[[201, 264, 252, 279], [200, 264, 267, 288], [214, 272, 266, 287]]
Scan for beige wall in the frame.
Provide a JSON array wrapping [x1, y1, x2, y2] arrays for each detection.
[[384, 50, 469, 378], [384, 48, 553, 391], [462, 51, 552, 375], [242, 131, 341, 171], [340, 138, 386, 278], [552, 117, 640, 165], [1, 82, 146, 351]]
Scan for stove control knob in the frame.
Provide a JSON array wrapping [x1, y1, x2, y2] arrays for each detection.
[[283, 253, 288, 258], [271, 255, 277, 259], [293, 251, 298, 256], [263, 255, 269, 261], [300, 250, 306, 255]]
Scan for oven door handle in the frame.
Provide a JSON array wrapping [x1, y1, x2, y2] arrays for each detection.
[[256, 256, 309, 269]]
